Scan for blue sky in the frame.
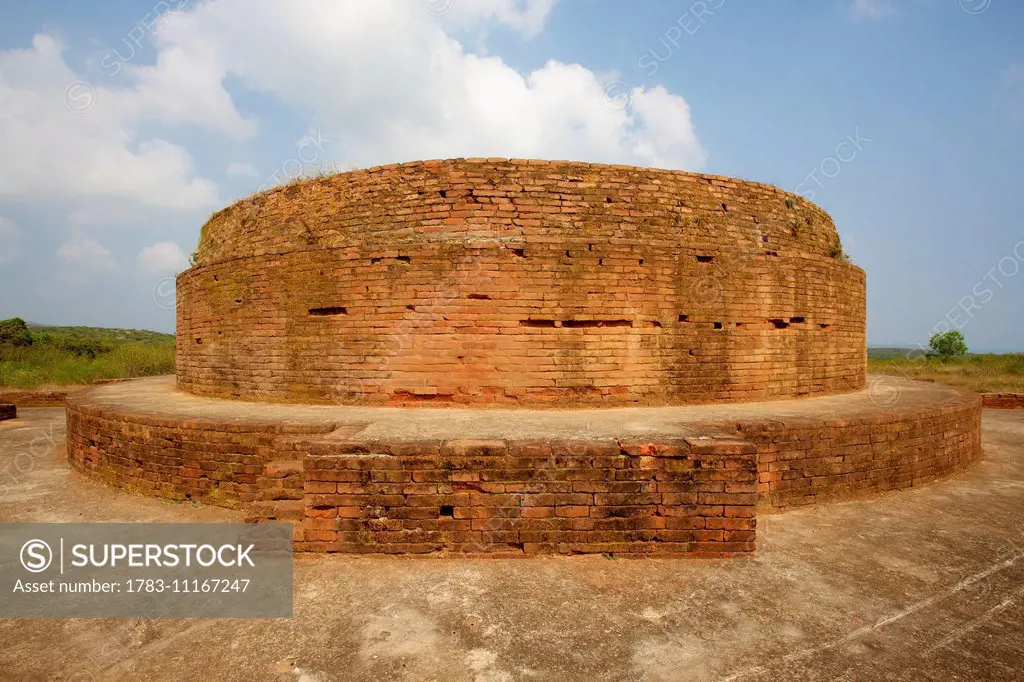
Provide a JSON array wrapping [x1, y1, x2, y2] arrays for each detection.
[[0, 0, 1021, 351]]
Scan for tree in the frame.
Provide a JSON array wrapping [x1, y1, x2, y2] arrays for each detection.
[[928, 329, 967, 359], [0, 317, 32, 347]]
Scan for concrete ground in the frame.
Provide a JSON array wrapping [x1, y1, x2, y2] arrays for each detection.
[[1, 408, 1023, 681]]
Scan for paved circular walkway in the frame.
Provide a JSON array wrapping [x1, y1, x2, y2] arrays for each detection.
[[74, 375, 970, 441]]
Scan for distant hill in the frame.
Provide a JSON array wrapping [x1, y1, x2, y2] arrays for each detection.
[[867, 347, 916, 360], [26, 324, 175, 344], [1, 320, 176, 389]]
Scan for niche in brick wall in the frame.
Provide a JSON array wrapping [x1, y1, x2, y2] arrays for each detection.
[[520, 319, 633, 329], [309, 307, 348, 316]]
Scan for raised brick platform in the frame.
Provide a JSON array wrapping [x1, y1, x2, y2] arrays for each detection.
[[0, 403, 15, 421], [65, 375, 981, 556], [982, 393, 1024, 409]]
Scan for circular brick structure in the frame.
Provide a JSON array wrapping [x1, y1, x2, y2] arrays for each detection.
[[65, 159, 982, 557], [178, 159, 865, 406]]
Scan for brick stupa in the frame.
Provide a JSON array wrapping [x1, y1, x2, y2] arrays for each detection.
[[67, 159, 982, 557]]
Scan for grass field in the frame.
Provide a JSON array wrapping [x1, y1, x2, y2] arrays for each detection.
[[0, 322, 175, 389], [868, 353, 1024, 394]]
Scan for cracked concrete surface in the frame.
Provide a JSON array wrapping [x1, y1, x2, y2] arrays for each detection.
[[1, 407, 1023, 681]]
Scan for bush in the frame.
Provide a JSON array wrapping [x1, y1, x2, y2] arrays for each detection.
[[867, 352, 1023, 394], [928, 330, 968, 359], [0, 340, 175, 388], [0, 318, 33, 347], [0, 324, 176, 389], [59, 339, 115, 359]]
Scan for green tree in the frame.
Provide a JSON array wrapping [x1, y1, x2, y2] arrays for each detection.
[[928, 329, 968, 359], [0, 317, 33, 347]]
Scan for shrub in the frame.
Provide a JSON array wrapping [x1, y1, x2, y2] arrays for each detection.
[[60, 339, 115, 359], [827, 234, 851, 263], [928, 330, 968, 359], [0, 324, 176, 389], [0, 317, 33, 347]]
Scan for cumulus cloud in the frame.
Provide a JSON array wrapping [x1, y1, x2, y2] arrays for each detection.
[[226, 162, 259, 178], [138, 241, 189, 273], [0, 35, 221, 211], [0, 0, 708, 328], [121, 44, 258, 140], [0, 217, 21, 265], [0, 1, 707, 233], [849, 0, 897, 20], [438, 0, 556, 39], [57, 238, 116, 271], [145, 0, 706, 170]]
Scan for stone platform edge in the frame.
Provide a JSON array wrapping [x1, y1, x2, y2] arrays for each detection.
[[64, 380, 983, 557]]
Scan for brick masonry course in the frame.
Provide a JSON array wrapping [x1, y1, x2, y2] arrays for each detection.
[[982, 393, 1024, 409], [65, 376, 981, 556], [177, 159, 866, 407]]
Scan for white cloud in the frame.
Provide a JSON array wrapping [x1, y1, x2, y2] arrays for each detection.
[[138, 241, 189, 273], [849, 0, 896, 20], [439, 0, 555, 39], [57, 238, 116, 271], [145, 0, 706, 170], [1, 0, 707, 308], [0, 217, 21, 265], [0, 35, 222, 211], [225, 161, 259, 178], [0, 1, 707, 229], [121, 44, 258, 140]]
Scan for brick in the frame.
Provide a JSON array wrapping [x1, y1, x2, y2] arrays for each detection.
[[264, 460, 303, 477]]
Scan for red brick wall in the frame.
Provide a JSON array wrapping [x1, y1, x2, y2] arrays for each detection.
[[296, 437, 756, 557], [65, 403, 340, 507], [65, 388, 982, 555], [982, 393, 1024, 409], [65, 398, 756, 557], [177, 159, 866, 407], [739, 397, 982, 510]]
